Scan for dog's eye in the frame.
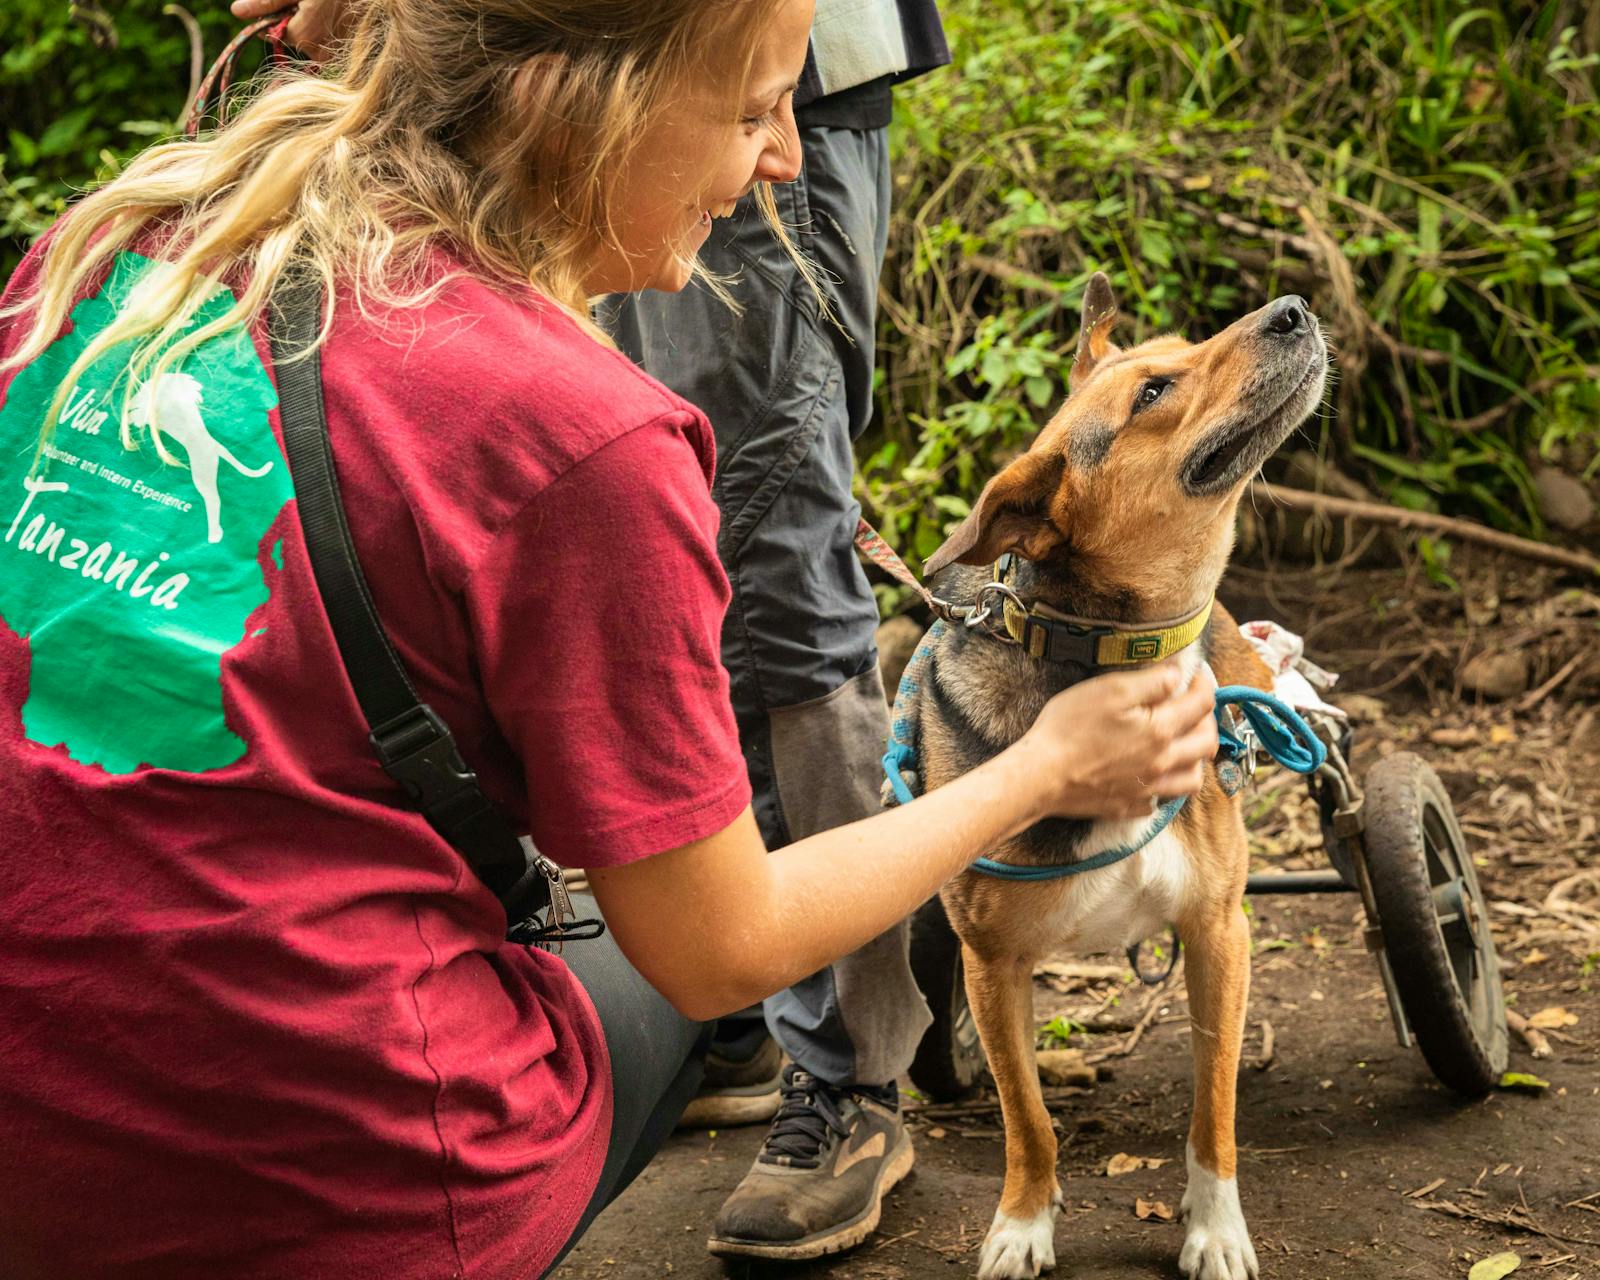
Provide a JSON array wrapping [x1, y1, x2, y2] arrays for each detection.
[[1133, 379, 1171, 414]]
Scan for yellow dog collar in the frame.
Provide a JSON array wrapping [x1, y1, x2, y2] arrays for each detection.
[[992, 557, 1213, 666]]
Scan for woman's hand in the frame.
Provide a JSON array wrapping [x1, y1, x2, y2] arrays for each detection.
[[1021, 659, 1219, 821], [229, 0, 347, 60]]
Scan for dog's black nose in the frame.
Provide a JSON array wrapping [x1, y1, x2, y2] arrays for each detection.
[[1263, 295, 1310, 337]]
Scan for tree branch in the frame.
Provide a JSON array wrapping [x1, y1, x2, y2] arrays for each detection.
[[1251, 483, 1600, 576]]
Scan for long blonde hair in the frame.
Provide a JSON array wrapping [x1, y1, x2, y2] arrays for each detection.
[[1, 0, 796, 465]]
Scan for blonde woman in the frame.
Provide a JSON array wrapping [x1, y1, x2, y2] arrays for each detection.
[[0, 2, 1219, 1277]]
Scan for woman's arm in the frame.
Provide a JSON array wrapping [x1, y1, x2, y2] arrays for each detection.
[[591, 659, 1218, 1021]]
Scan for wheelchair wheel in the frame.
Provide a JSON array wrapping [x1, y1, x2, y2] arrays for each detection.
[[907, 895, 986, 1101], [1362, 752, 1507, 1096]]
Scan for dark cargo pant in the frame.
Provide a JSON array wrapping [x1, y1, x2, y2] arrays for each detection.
[[601, 123, 931, 1088]]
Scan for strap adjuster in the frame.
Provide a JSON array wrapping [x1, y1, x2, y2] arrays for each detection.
[[369, 704, 480, 820]]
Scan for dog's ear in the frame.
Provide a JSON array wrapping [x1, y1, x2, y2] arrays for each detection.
[[1070, 271, 1120, 390], [924, 450, 1067, 576]]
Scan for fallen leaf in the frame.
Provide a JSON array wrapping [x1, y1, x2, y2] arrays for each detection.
[[1181, 175, 1212, 191], [1106, 1153, 1143, 1177], [1522, 949, 1549, 965], [1488, 725, 1516, 745], [1135, 1197, 1174, 1221], [1429, 726, 1479, 748], [1527, 1006, 1578, 1030], [928, 1127, 946, 1140], [1467, 1251, 1521, 1280], [1497, 1072, 1549, 1092]]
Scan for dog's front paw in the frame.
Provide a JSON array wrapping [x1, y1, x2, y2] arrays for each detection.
[[1179, 1163, 1258, 1280], [976, 1192, 1061, 1280]]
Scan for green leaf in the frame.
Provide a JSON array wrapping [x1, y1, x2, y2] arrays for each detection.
[[1467, 1252, 1521, 1280], [7, 129, 38, 168], [1496, 1072, 1549, 1092], [37, 106, 93, 158]]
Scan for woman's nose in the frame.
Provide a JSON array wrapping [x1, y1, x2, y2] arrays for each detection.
[[754, 111, 803, 185]]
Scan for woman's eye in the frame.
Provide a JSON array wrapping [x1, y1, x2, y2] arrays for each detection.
[[742, 89, 794, 130]]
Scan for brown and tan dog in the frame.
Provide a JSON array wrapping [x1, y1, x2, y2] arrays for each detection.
[[914, 274, 1328, 1280]]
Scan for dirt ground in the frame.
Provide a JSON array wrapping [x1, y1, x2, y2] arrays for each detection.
[[554, 552, 1600, 1280]]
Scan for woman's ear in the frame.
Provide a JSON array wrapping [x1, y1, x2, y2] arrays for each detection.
[[495, 52, 573, 164], [1070, 271, 1120, 391], [923, 449, 1068, 576]]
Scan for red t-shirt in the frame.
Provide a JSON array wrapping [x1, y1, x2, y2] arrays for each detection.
[[0, 241, 751, 1278]]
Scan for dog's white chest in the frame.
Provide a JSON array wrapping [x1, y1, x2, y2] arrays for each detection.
[[1032, 647, 1206, 955], [1034, 823, 1191, 956]]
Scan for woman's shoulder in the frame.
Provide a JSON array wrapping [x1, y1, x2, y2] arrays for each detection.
[[330, 259, 711, 469], [318, 256, 718, 586]]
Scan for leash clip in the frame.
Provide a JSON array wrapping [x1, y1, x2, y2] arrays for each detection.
[[1238, 721, 1260, 778], [965, 580, 1025, 629]]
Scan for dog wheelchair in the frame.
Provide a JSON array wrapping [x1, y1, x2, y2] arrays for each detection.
[[905, 707, 1511, 1100]]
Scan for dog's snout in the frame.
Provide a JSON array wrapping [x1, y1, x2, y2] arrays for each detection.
[[1262, 295, 1310, 338]]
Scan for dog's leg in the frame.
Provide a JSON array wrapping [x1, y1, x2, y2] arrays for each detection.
[[965, 943, 1060, 1280], [1178, 900, 1258, 1280]]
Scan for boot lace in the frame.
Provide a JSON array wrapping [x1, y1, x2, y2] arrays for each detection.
[[756, 1067, 853, 1169]]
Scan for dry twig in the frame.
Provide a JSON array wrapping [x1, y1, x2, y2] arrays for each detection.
[[1505, 1009, 1554, 1060], [1251, 483, 1600, 576]]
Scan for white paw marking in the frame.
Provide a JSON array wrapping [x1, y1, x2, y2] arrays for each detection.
[[976, 1192, 1061, 1280], [1179, 1144, 1259, 1280]]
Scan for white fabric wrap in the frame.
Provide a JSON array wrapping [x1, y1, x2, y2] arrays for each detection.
[[1239, 620, 1347, 719], [811, 0, 909, 97]]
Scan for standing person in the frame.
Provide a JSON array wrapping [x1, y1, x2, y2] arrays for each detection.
[[2, 2, 1220, 1277], [602, 2, 953, 1261]]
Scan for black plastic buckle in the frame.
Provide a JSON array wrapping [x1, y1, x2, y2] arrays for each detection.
[[1019, 614, 1102, 667], [369, 704, 480, 820]]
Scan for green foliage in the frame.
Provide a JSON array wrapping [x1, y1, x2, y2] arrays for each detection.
[[4, 0, 1596, 554], [864, 0, 1600, 568], [0, 1, 252, 278], [1037, 1014, 1086, 1048]]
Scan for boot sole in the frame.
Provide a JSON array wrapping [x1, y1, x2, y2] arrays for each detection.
[[705, 1127, 915, 1261], [676, 1088, 783, 1130]]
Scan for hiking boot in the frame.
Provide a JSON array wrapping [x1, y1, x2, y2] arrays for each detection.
[[677, 1025, 785, 1129], [706, 1064, 913, 1260]]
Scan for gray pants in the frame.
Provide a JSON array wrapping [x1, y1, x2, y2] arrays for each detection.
[[601, 123, 931, 1088]]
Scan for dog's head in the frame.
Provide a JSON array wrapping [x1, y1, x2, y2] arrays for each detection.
[[925, 273, 1328, 615]]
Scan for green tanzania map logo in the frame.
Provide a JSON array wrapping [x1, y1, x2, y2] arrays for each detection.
[[0, 251, 291, 774]]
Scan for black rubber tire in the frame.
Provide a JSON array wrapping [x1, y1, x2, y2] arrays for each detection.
[[906, 895, 987, 1101], [1362, 752, 1508, 1096]]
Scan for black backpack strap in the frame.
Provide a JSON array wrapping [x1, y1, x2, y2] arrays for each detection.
[[267, 270, 553, 925]]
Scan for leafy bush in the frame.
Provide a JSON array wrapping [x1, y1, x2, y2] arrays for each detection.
[[4, 0, 1596, 563], [866, 0, 1600, 571], [1, 1, 251, 277]]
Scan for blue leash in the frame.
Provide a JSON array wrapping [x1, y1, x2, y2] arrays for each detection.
[[1212, 685, 1326, 775], [882, 652, 1328, 882]]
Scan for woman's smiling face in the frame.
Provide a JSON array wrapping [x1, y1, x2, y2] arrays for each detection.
[[585, 0, 815, 295]]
